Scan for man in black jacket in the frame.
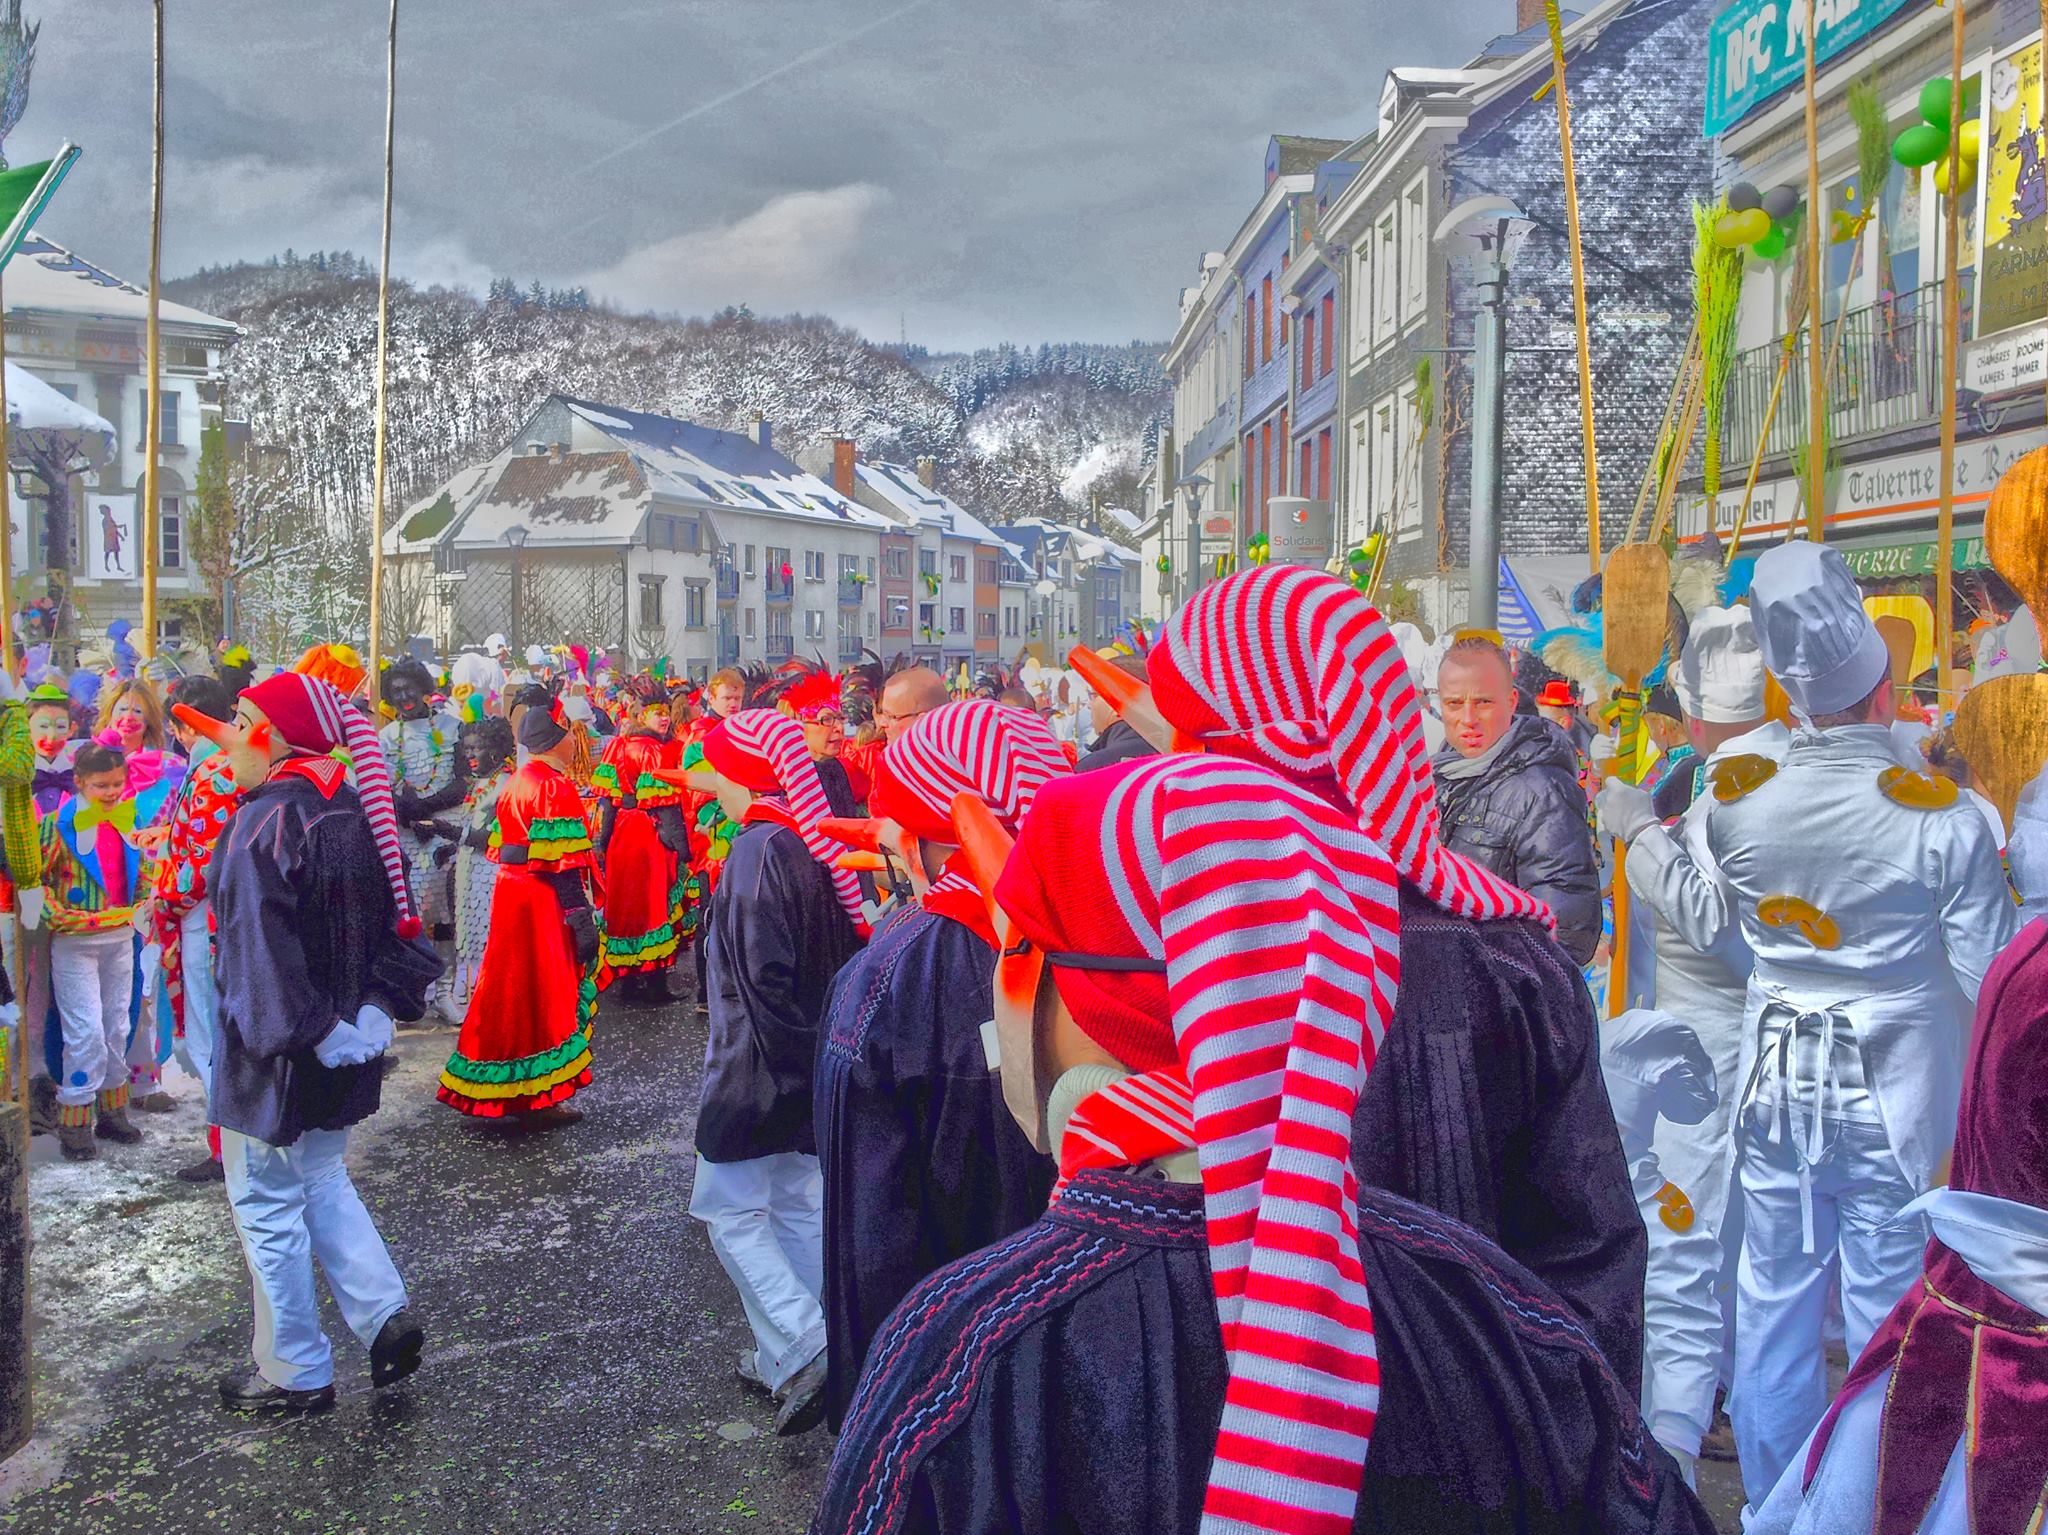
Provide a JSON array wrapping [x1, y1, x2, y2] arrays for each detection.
[[1431, 634, 1602, 964], [1075, 653, 1158, 774], [182, 672, 441, 1415]]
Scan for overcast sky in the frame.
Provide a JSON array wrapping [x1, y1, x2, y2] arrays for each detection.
[[13, 1, 1507, 351]]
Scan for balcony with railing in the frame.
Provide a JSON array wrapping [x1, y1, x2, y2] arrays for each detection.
[[1720, 279, 1968, 473], [715, 562, 740, 601], [838, 575, 865, 607], [764, 571, 794, 604], [766, 633, 794, 661], [837, 633, 864, 662]]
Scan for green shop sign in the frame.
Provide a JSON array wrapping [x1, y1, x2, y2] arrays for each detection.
[[1706, 0, 1923, 138], [1838, 536, 1988, 580]]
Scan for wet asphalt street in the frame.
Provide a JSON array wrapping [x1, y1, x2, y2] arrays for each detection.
[[0, 978, 833, 1535]]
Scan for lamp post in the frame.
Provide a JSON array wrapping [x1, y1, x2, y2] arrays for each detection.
[[503, 523, 528, 651], [1175, 473, 1210, 613], [1433, 196, 1531, 631]]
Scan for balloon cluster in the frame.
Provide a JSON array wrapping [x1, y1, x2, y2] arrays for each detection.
[[1154, 553, 1171, 575], [1343, 533, 1385, 592], [1892, 76, 1980, 197], [1246, 532, 1272, 566], [1713, 183, 1803, 259]]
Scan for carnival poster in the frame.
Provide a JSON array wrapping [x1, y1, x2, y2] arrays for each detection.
[[1981, 38, 2045, 338], [82, 491, 136, 582]]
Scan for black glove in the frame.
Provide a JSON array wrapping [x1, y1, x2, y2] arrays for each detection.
[[595, 800, 617, 860], [463, 825, 495, 852], [654, 806, 689, 855], [396, 787, 423, 821], [421, 817, 462, 844], [565, 907, 600, 969]]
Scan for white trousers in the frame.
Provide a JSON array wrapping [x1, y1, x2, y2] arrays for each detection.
[[689, 1152, 825, 1392], [174, 904, 218, 1098], [51, 929, 135, 1108], [221, 1127, 409, 1391], [1731, 1110, 1925, 1510]]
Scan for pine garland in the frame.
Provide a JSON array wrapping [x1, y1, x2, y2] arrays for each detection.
[[1691, 200, 1747, 500]]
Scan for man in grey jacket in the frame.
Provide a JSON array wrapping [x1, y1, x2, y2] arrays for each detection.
[[1431, 634, 1603, 964]]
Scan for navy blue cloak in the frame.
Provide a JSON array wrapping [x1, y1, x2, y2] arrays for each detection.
[[209, 772, 441, 1147], [1354, 882, 1647, 1391], [698, 817, 863, 1164], [816, 905, 1054, 1429], [815, 1171, 1712, 1535]]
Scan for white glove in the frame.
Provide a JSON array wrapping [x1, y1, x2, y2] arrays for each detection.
[[0, 668, 21, 705], [354, 1003, 395, 1053], [16, 886, 44, 930], [313, 1018, 386, 1068], [860, 894, 896, 930], [138, 942, 163, 1001], [1595, 778, 1657, 845]]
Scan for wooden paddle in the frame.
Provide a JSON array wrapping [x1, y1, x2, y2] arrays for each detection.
[[1957, 445, 2048, 833], [1986, 445, 2048, 628], [1874, 616, 1918, 702], [1602, 543, 1672, 1018]]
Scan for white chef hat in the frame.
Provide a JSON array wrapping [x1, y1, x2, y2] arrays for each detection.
[[1673, 605, 1765, 723], [1749, 541, 1889, 717], [525, 643, 550, 668], [484, 633, 509, 654]]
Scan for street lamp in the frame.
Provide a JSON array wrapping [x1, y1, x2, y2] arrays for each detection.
[[503, 523, 529, 651], [1433, 195, 1530, 631], [1174, 473, 1211, 613]]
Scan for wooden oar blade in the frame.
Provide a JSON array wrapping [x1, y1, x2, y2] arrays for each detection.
[[1602, 544, 1672, 689], [1955, 672, 2048, 834], [1986, 445, 2048, 627]]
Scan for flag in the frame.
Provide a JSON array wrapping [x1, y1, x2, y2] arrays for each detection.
[[0, 145, 79, 273]]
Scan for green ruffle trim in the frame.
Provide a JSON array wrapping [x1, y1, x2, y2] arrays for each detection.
[[441, 1027, 592, 1088], [591, 763, 626, 800], [631, 772, 683, 807], [529, 815, 590, 840], [605, 917, 679, 961], [681, 741, 707, 770]]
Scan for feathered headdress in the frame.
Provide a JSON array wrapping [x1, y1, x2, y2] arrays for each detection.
[[759, 656, 842, 720]]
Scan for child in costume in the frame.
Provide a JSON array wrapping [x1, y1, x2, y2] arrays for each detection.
[[437, 705, 604, 1124], [21, 682, 75, 1129], [177, 671, 438, 1414], [379, 657, 465, 1020], [593, 675, 688, 1004], [28, 682, 80, 813], [40, 742, 164, 1161], [420, 715, 515, 1020]]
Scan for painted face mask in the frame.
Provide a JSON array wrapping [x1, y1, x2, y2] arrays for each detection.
[[174, 700, 281, 794]]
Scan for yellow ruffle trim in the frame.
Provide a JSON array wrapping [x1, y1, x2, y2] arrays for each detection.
[[438, 1047, 592, 1101]]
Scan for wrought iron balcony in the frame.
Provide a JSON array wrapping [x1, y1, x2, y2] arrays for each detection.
[[715, 563, 739, 601], [838, 576, 865, 607], [1720, 279, 1968, 473], [765, 634, 794, 661], [837, 634, 864, 662], [764, 573, 794, 604]]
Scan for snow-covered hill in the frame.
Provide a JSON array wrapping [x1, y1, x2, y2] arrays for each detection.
[[166, 255, 1167, 632]]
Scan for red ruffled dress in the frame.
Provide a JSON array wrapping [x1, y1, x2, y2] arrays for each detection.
[[592, 730, 685, 974], [437, 759, 605, 1117]]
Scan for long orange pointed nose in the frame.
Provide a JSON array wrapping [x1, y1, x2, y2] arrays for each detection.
[[1064, 646, 1194, 754], [818, 817, 884, 852], [949, 792, 1015, 930], [173, 703, 239, 751]]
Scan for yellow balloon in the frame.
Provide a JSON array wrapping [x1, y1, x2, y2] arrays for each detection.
[[1960, 119, 1982, 162], [1936, 155, 1977, 197]]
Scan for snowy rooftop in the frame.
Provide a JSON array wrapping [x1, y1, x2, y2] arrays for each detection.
[[6, 235, 239, 335], [1006, 517, 1140, 567], [557, 397, 890, 534], [455, 450, 653, 550], [855, 461, 1022, 557]]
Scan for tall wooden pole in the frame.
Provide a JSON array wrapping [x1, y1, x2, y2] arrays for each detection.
[[1937, 1, 1966, 707], [1543, 0, 1603, 570], [366, 0, 398, 693], [1803, 0, 1826, 542], [140, 0, 164, 660]]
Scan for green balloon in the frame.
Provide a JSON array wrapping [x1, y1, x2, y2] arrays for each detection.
[[1752, 227, 1788, 261], [1893, 123, 1950, 168], [1919, 77, 1954, 130]]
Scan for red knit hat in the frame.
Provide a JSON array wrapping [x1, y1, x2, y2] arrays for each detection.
[[701, 709, 862, 920], [870, 699, 1069, 844], [241, 671, 420, 939]]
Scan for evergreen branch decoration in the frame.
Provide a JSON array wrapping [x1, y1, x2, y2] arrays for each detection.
[[1691, 200, 1746, 500]]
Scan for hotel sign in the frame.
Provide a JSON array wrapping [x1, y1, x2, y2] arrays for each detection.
[[1705, 0, 1923, 137]]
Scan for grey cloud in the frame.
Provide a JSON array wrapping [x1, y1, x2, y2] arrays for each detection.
[[10, 0, 1509, 347]]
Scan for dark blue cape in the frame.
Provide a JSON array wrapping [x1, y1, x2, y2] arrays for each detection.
[[816, 905, 1054, 1429], [816, 1171, 1712, 1535]]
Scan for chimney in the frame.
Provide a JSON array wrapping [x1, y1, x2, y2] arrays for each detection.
[[915, 455, 938, 490], [831, 437, 857, 498], [549, 441, 567, 462], [748, 411, 772, 451], [1517, 0, 1543, 29]]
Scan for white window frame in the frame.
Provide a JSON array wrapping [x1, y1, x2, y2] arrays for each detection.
[[1373, 210, 1399, 350], [1351, 243, 1373, 350], [1397, 380, 1424, 533], [804, 608, 825, 640], [1401, 172, 1427, 324], [1371, 392, 1399, 529]]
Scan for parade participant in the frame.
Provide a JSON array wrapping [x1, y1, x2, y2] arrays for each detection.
[[1145, 564, 1647, 1389], [179, 671, 438, 1413], [1075, 652, 1157, 772], [214, 642, 254, 701], [39, 742, 160, 1158], [593, 676, 688, 1004], [449, 635, 507, 701], [816, 756, 1712, 1535], [379, 657, 466, 1020], [1705, 541, 2015, 1506], [679, 667, 749, 1010], [20, 682, 73, 1131], [688, 709, 865, 1436], [420, 717, 516, 1020], [437, 703, 603, 1124], [874, 665, 947, 744], [1593, 605, 1789, 1474], [28, 682, 80, 814], [153, 675, 244, 1184], [1751, 916, 2048, 1535], [769, 661, 864, 814], [290, 643, 368, 704], [1431, 634, 1603, 963], [814, 699, 1063, 1428], [96, 675, 183, 797]]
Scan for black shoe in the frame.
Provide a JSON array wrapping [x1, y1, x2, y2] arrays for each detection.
[[175, 1156, 225, 1184], [95, 1109, 143, 1145], [134, 1090, 178, 1114], [528, 1104, 584, 1129], [218, 1369, 335, 1415], [773, 1354, 827, 1436], [28, 1077, 57, 1135], [734, 1351, 769, 1398], [56, 1121, 96, 1161], [370, 1310, 424, 1388]]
